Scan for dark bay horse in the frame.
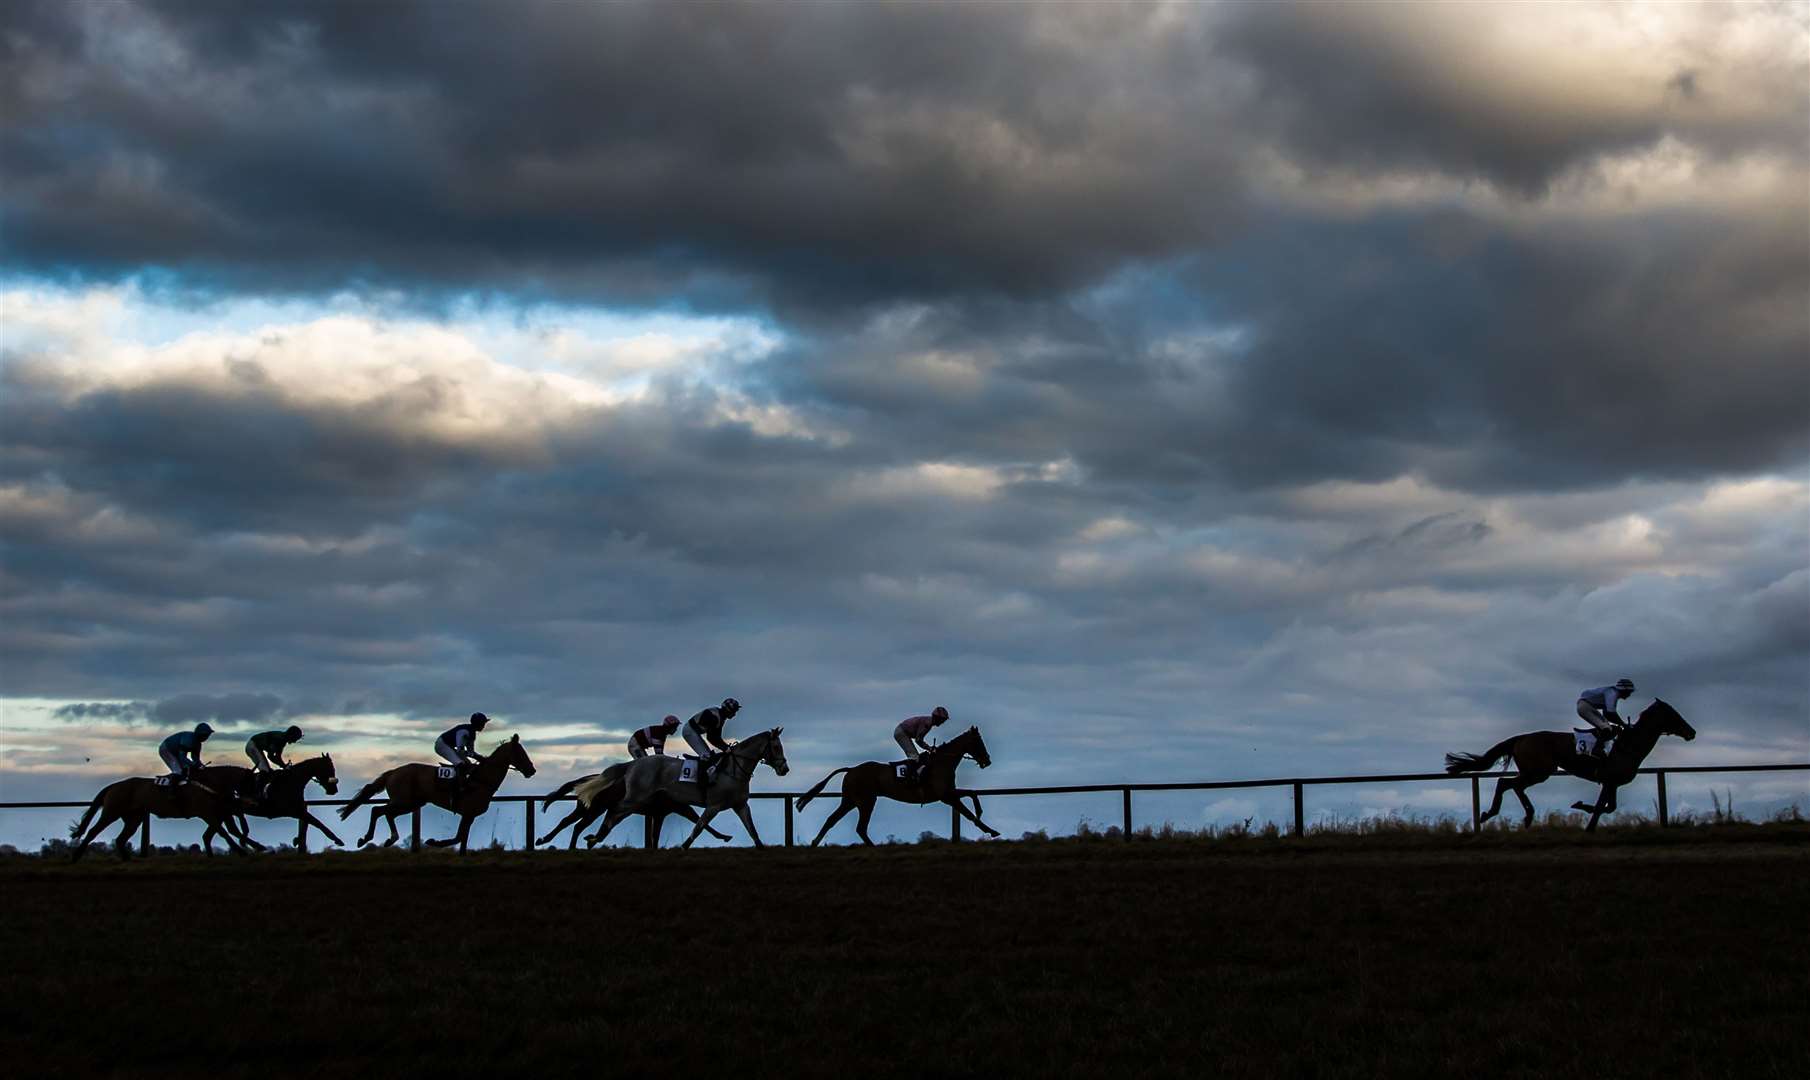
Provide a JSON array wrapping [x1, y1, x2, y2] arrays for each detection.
[[197, 754, 345, 851], [69, 775, 252, 861], [796, 725, 1000, 845], [338, 734, 536, 852], [577, 728, 788, 849], [535, 762, 732, 848], [1445, 699, 1696, 830]]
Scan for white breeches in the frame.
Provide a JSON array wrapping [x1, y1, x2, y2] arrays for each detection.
[[894, 731, 921, 760], [628, 741, 650, 759], [434, 738, 464, 767], [682, 726, 711, 759], [159, 747, 187, 776], [1576, 701, 1616, 732]]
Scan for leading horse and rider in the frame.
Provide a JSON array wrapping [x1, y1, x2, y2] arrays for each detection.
[[1446, 676, 1697, 830]]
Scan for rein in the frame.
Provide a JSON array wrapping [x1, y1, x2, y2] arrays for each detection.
[[708, 733, 770, 786]]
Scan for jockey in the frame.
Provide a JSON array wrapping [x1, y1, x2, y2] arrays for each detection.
[[246, 725, 303, 773], [158, 722, 214, 783], [628, 715, 681, 759], [682, 698, 741, 771], [1576, 679, 1636, 757], [435, 712, 490, 780], [894, 707, 949, 781]]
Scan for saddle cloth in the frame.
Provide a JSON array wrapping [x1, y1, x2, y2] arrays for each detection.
[[678, 756, 702, 784], [153, 776, 175, 787], [892, 760, 918, 781], [1573, 731, 1611, 756], [436, 766, 458, 780]]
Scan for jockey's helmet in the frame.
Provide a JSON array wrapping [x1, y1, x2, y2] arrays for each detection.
[[195, 721, 214, 738], [1614, 678, 1635, 694], [722, 697, 741, 715], [662, 714, 680, 729], [470, 712, 490, 727], [285, 725, 303, 741], [932, 706, 949, 722]]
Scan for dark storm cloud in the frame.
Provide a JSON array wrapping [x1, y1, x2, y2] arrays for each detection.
[[8, 2, 1800, 311], [1, 0, 1244, 305]]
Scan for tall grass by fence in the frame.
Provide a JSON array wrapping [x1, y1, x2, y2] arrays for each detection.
[[7, 761, 1806, 855]]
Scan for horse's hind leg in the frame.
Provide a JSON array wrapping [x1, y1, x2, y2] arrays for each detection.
[[1479, 778, 1514, 823], [585, 806, 632, 848], [1513, 777, 1542, 828], [357, 805, 382, 848], [809, 798, 856, 847], [73, 807, 121, 862], [115, 814, 145, 858]]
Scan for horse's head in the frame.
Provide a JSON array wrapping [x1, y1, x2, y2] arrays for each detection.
[[949, 725, 991, 768], [308, 753, 340, 796], [498, 733, 538, 777], [757, 727, 789, 777], [1642, 699, 1696, 741]]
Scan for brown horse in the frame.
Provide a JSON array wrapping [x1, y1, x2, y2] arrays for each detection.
[[796, 725, 1000, 845], [1445, 699, 1696, 831], [534, 763, 731, 848], [69, 775, 253, 861], [337, 734, 536, 852], [196, 754, 345, 851]]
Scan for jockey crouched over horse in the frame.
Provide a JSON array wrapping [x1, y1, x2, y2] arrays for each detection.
[[797, 713, 1001, 845], [1445, 686, 1696, 831]]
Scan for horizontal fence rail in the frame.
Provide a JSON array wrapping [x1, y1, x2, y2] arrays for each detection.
[[8, 762, 1806, 854]]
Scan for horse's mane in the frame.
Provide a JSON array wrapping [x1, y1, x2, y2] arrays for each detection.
[[927, 726, 979, 758]]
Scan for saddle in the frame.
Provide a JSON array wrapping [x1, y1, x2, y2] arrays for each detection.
[[677, 756, 706, 785]]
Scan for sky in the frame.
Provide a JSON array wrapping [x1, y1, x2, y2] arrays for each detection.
[[2, 1, 1806, 848]]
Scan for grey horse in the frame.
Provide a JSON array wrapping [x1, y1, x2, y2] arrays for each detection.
[[577, 727, 788, 848]]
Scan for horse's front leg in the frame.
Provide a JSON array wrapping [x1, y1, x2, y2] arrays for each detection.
[[303, 811, 345, 847], [949, 795, 1001, 838], [681, 806, 723, 849], [731, 801, 762, 848], [1581, 784, 1618, 833]]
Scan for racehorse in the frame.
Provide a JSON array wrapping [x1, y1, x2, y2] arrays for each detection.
[[535, 762, 732, 848], [576, 728, 787, 849], [795, 725, 1000, 845], [1445, 699, 1696, 831], [338, 734, 536, 852], [69, 774, 253, 861], [196, 754, 345, 852]]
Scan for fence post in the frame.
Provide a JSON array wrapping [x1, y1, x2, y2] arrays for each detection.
[[525, 799, 535, 850], [410, 808, 421, 852], [1122, 787, 1132, 840], [784, 798, 794, 847], [1471, 776, 1481, 832], [1292, 783, 1304, 838], [140, 816, 150, 856], [951, 802, 961, 842], [645, 813, 659, 850], [1656, 770, 1668, 827]]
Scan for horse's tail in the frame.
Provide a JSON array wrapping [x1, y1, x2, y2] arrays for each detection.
[[68, 788, 107, 840], [794, 767, 851, 811], [541, 776, 588, 811], [336, 770, 394, 819], [572, 772, 622, 809], [1445, 735, 1521, 775]]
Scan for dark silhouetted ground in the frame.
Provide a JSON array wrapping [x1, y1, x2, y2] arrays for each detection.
[[5, 825, 1806, 1078]]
